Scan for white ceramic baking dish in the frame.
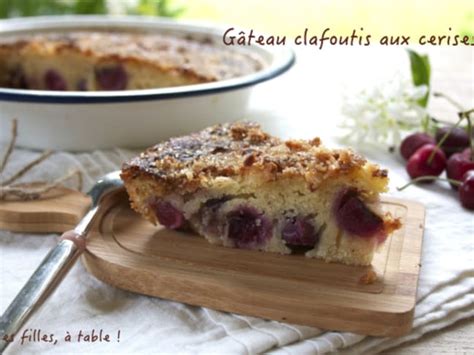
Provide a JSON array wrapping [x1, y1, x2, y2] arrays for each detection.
[[0, 16, 294, 150]]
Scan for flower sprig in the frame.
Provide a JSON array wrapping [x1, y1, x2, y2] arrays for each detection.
[[340, 78, 429, 147], [340, 49, 432, 148]]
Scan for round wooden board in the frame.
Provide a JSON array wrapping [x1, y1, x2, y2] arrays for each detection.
[[82, 194, 425, 337]]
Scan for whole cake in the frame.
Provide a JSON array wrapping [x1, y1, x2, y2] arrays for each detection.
[[0, 31, 264, 91], [121, 122, 401, 266]]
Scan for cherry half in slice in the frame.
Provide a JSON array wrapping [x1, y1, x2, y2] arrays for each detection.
[[199, 197, 230, 236], [281, 216, 318, 247], [226, 206, 272, 249], [334, 189, 385, 240], [149, 199, 185, 229]]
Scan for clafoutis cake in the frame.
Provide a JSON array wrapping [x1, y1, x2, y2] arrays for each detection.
[[121, 122, 401, 266], [0, 31, 263, 91]]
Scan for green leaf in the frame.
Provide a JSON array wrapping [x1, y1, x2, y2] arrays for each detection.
[[74, 0, 108, 15], [407, 49, 431, 107]]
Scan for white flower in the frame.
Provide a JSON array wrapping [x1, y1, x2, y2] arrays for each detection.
[[340, 77, 428, 147]]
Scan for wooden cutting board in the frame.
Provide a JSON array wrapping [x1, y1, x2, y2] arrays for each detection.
[[0, 187, 425, 337]]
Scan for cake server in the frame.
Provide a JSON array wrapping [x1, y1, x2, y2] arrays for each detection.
[[0, 170, 123, 353]]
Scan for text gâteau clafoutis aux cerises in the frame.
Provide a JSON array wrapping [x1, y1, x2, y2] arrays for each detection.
[[223, 27, 474, 49]]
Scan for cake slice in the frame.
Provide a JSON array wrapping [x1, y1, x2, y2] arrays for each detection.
[[121, 122, 401, 266]]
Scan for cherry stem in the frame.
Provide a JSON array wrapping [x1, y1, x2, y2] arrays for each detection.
[[397, 176, 462, 191], [430, 92, 473, 162], [460, 109, 474, 161], [433, 92, 465, 111], [427, 114, 464, 164], [421, 114, 430, 134]]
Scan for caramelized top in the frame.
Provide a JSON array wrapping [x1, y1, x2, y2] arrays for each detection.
[[122, 122, 388, 192]]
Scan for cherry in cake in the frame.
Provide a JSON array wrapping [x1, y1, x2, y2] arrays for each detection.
[[281, 215, 318, 248], [121, 122, 401, 266], [149, 198, 185, 230], [95, 65, 128, 90], [44, 69, 67, 90], [226, 206, 273, 249]]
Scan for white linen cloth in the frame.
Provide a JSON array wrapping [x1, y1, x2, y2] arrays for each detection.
[[1, 47, 473, 354]]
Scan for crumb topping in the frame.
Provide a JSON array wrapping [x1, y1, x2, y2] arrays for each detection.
[[359, 269, 378, 284], [122, 122, 387, 193]]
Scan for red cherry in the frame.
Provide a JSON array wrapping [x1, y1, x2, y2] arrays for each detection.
[[406, 144, 447, 180], [282, 216, 318, 247], [95, 65, 128, 90], [227, 206, 272, 249], [150, 200, 185, 229], [435, 126, 470, 157], [459, 170, 474, 210], [400, 132, 435, 160], [334, 189, 385, 239], [44, 69, 67, 90], [446, 153, 474, 189]]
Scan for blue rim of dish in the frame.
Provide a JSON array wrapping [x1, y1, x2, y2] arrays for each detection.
[[0, 53, 295, 104]]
